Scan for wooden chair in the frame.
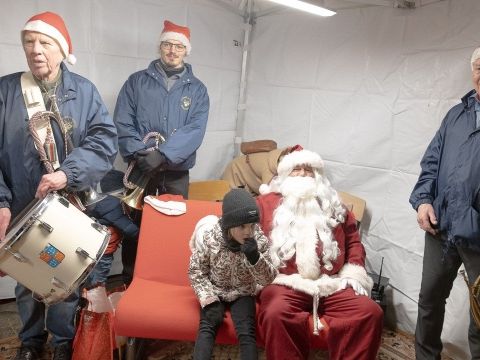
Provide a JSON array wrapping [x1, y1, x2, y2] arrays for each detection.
[[338, 191, 366, 229], [188, 180, 231, 202]]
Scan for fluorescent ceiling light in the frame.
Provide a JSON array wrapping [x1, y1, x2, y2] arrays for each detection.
[[267, 0, 336, 16]]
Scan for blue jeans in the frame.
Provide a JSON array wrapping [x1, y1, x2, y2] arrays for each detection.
[[85, 253, 114, 289], [15, 283, 79, 347]]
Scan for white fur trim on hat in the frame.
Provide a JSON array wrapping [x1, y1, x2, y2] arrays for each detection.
[[277, 150, 324, 178], [160, 31, 191, 55], [22, 20, 75, 65], [259, 183, 270, 195], [66, 54, 76, 65]]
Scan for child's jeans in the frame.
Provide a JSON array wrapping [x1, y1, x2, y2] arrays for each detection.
[[84, 253, 114, 289], [193, 296, 257, 360]]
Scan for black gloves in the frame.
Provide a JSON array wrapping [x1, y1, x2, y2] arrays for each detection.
[[202, 301, 225, 328], [241, 237, 260, 265], [135, 149, 166, 175], [127, 166, 144, 186]]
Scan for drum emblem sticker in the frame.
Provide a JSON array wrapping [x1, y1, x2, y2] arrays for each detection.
[[181, 96, 191, 110], [39, 244, 65, 268]]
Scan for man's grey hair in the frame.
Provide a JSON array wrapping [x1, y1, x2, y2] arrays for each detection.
[[471, 47, 480, 70]]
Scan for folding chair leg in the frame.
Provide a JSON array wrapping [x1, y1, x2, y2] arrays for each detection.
[[125, 337, 136, 360], [124, 337, 146, 360]]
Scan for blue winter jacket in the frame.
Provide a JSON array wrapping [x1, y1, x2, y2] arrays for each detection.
[[0, 63, 118, 217], [113, 60, 209, 171], [409, 90, 480, 248]]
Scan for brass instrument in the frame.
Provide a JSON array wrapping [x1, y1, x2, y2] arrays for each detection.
[[460, 270, 480, 328], [118, 132, 166, 210], [28, 94, 104, 210], [80, 187, 107, 208], [119, 175, 150, 210]]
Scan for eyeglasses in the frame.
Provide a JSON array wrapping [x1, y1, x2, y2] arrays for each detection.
[[161, 42, 186, 52]]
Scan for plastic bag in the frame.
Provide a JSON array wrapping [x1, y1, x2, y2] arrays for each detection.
[[72, 285, 126, 360], [72, 308, 114, 360]]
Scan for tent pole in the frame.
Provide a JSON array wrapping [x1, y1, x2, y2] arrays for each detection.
[[234, 0, 254, 156]]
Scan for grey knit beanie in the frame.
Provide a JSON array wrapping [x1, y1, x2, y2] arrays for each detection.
[[221, 189, 259, 230]]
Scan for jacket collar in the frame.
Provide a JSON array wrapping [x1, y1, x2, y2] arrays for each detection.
[[57, 62, 77, 103], [147, 60, 193, 85], [461, 89, 477, 108]]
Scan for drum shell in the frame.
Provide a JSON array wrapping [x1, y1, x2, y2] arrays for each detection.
[[0, 193, 109, 304]]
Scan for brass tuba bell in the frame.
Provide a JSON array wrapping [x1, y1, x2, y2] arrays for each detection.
[[118, 132, 166, 210], [117, 176, 149, 210]]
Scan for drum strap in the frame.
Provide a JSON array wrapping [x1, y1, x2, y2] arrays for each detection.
[[21, 72, 60, 169]]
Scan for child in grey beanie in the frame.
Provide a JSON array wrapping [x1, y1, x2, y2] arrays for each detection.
[[189, 189, 277, 360]]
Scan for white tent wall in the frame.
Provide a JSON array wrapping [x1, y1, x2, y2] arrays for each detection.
[[0, 0, 244, 176], [243, 0, 479, 358], [0, 0, 243, 296]]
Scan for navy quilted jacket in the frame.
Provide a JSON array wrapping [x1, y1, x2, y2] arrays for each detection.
[[410, 90, 480, 248]]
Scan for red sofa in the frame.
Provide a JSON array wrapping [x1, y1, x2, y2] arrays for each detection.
[[114, 195, 329, 358]]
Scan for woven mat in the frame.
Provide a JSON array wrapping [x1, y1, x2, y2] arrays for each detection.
[[0, 328, 456, 360], [0, 328, 420, 360], [142, 330, 416, 360]]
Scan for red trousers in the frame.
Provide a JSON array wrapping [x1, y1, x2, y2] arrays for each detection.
[[258, 285, 383, 360]]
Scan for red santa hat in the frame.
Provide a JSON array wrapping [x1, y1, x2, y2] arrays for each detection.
[[159, 20, 191, 55], [22, 11, 76, 65], [277, 149, 324, 178], [259, 146, 325, 195]]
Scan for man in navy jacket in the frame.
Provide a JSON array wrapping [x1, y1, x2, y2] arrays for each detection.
[[0, 11, 117, 360], [410, 47, 480, 359], [114, 20, 209, 285]]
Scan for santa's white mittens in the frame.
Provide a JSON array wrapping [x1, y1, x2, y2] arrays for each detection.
[[338, 263, 374, 295], [340, 278, 369, 296]]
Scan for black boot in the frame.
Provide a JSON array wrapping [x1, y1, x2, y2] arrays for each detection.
[[52, 342, 72, 360], [14, 344, 42, 360]]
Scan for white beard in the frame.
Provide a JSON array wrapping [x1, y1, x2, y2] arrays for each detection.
[[270, 176, 341, 278]]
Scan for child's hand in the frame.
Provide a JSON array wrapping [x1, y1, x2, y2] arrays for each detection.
[[240, 238, 260, 265]]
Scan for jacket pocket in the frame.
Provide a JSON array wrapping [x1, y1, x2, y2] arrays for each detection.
[[454, 206, 480, 242]]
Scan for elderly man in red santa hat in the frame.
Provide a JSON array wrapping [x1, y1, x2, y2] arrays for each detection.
[[256, 148, 383, 360], [0, 11, 117, 360]]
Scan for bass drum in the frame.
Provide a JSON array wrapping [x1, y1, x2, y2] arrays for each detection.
[[0, 192, 109, 305]]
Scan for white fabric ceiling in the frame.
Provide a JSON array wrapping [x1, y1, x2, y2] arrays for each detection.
[[0, 0, 479, 358]]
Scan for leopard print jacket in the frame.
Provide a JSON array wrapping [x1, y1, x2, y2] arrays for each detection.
[[188, 222, 277, 308]]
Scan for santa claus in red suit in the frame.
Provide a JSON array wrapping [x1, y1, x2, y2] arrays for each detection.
[[256, 149, 383, 360]]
